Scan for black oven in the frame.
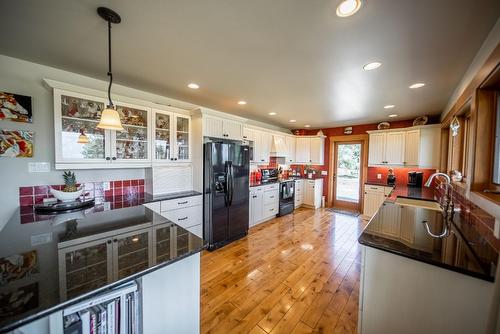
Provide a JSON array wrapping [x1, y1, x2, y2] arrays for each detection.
[[278, 180, 295, 216]]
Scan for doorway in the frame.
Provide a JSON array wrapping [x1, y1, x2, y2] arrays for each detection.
[[332, 140, 364, 211]]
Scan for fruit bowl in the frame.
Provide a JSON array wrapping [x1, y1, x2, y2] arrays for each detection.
[[50, 187, 83, 202]]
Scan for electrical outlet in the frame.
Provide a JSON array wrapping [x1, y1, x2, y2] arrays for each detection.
[[321, 170, 327, 176], [31, 233, 53, 246], [377, 173, 382, 179], [28, 162, 50, 173]]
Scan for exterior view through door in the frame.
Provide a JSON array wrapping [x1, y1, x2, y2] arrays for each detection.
[[333, 142, 362, 211]]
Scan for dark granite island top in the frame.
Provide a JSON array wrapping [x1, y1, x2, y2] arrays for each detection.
[[359, 201, 498, 282], [0, 204, 205, 332]]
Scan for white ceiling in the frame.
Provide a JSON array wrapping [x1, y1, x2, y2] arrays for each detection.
[[1, 0, 499, 128]]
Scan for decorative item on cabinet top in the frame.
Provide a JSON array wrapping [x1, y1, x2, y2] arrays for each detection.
[[377, 122, 390, 130]]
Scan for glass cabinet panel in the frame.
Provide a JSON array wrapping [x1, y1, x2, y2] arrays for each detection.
[[155, 225, 172, 263], [175, 227, 189, 256], [60, 94, 106, 160], [176, 115, 190, 161], [155, 112, 172, 161], [115, 104, 149, 160], [63, 241, 110, 300], [116, 230, 150, 279]]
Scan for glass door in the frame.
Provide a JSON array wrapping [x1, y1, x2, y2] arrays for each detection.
[[333, 141, 363, 211], [174, 115, 190, 161], [153, 110, 173, 162], [113, 102, 150, 162], [58, 92, 110, 163], [153, 223, 173, 264], [58, 238, 112, 300], [113, 229, 152, 280]]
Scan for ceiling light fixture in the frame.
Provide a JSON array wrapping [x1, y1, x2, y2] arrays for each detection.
[[187, 83, 200, 89], [384, 105, 395, 109], [304, 125, 311, 128], [409, 82, 426, 89], [363, 62, 382, 71], [96, 7, 124, 131], [238, 101, 247, 105], [269, 112, 277, 115], [388, 114, 398, 118], [336, 0, 362, 17], [289, 119, 297, 123]]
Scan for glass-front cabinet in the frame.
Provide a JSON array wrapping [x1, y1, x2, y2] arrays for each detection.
[[112, 102, 150, 162], [152, 108, 191, 164]]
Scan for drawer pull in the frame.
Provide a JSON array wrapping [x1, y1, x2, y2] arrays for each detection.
[[370, 187, 378, 190], [178, 216, 189, 221], [178, 201, 188, 205], [269, 196, 274, 199]]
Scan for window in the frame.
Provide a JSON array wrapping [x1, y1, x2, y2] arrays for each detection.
[[461, 113, 471, 180]]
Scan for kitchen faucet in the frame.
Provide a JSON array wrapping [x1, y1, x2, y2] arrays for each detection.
[[425, 172, 454, 216]]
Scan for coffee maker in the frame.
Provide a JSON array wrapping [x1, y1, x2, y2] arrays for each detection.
[[407, 171, 423, 187]]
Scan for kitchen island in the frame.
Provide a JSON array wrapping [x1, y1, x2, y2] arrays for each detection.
[[358, 199, 497, 334], [0, 197, 205, 333]]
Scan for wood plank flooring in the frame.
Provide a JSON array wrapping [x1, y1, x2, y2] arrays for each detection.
[[201, 208, 367, 334]]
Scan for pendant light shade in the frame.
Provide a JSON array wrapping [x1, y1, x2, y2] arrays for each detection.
[[96, 7, 123, 131], [97, 106, 123, 130], [77, 129, 90, 144]]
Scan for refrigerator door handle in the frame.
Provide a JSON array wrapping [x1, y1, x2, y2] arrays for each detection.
[[229, 163, 234, 206]]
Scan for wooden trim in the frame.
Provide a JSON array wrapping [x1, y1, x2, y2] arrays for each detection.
[[442, 43, 500, 126], [327, 134, 368, 209]]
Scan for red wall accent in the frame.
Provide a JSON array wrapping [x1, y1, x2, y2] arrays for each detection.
[[366, 167, 437, 186]]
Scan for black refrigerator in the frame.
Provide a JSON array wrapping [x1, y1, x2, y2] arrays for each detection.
[[203, 140, 250, 250]]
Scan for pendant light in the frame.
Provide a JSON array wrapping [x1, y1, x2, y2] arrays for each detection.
[[96, 7, 124, 131], [77, 128, 89, 144]]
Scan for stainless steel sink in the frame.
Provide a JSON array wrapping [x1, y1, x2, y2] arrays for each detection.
[[394, 197, 442, 211]]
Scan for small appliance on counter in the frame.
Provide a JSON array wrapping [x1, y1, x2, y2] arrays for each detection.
[[260, 168, 279, 183], [387, 168, 396, 186], [407, 171, 423, 187]]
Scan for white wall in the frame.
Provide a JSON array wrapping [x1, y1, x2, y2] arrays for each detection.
[[0, 55, 198, 229]]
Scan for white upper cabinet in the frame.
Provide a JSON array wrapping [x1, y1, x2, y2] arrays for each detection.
[[54, 89, 153, 169], [152, 108, 191, 164], [202, 115, 243, 140], [384, 131, 405, 165], [285, 136, 296, 163], [404, 130, 420, 166], [255, 130, 272, 163], [295, 136, 324, 164], [243, 127, 256, 142], [368, 125, 441, 168]]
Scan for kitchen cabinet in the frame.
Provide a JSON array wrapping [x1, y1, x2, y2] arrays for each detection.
[[203, 115, 243, 140], [54, 89, 152, 169], [58, 227, 152, 300], [362, 184, 392, 217], [159, 195, 203, 238], [304, 179, 323, 209], [249, 183, 278, 226], [368, 125, 441, 168], [295, 136, 325, 164], [379, 203, 401, 237], [294, 179, 304, 207], [254, 130, 272, 163], [285, 136, 296, 163], [152, 108, 192, 164]]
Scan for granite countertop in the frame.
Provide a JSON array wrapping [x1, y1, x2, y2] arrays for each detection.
[[250, 177, 323, 187], [1, 200, 205, 332], [359, 200, 498, 282]]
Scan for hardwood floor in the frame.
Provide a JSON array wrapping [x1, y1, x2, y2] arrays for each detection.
[[201, 207, 367, 334]]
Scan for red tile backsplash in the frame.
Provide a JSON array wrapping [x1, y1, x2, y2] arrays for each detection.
[[19, 179, 146, 214], [366, 167, 437, 186]]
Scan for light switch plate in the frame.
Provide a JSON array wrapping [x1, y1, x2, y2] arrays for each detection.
[[31, 233, 53, 246], [28, 162, 50, 173], [377, 173, 382, 179], [321, 170, 327, 176]]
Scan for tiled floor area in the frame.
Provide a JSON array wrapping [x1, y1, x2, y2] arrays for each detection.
[[201, 207, 367, 334]]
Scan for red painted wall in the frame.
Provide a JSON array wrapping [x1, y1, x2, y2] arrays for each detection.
[[366, 167, 436, 186]]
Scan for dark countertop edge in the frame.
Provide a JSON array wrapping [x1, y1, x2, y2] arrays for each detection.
[[358, 236, 494, 283], [0, 245, 206, 333], [143, 191, 202, 203], [250, 177, 324, 187], [364, 181, 394, 187]]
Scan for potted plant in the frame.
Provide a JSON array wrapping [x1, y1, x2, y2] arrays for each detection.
[[305, 165, 315, 179], [50, 171, 83, 202]]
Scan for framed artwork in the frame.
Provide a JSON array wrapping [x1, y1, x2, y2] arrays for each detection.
[[0, 251, 39, 285], [0, 92, 32, 123], [0, 282, 39, 319], [0, 130, 34, 158]]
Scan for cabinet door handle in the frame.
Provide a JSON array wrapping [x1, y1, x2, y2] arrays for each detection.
[[178, 217, 189, 221], [113, 238, 118, 243], [252, 195, 257, 198], [178, 201, 188, 205], [107, 240, 112, 244], [243, 136, 247, 139], [106, 157, 111, 161], [112, 157, 117, 161], [270, 196, 274, 199]]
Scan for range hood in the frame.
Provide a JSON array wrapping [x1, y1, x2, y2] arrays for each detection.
[[270, 135, 287, 157]]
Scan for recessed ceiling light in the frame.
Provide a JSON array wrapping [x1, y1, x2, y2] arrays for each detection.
[[384, 105, 395, 109], [187, 83, 199, 89], [409, 82, 426, 89], [336, 0, 362, 17], [289, 119, 297, 123], [388, 114, 398, 118], [363, 62, 382, 71], [304, 125, 311, 128], [238, 101, 247, 105], [269, 112, 277, 115]]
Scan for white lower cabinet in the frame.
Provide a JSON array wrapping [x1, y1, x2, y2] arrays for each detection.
[[362, 185, 393, 217], [249, 184, 279, 227], [294, 179, 304, 207], [303, 179, 323, 209]]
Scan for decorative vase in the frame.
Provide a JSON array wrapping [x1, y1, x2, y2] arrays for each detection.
[[50, 187, 83, 202]]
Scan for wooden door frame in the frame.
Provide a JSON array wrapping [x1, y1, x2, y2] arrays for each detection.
[[327, 135, 369, 210]]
